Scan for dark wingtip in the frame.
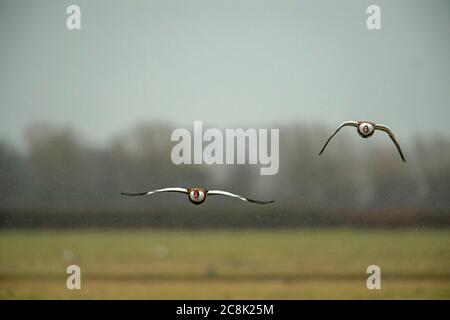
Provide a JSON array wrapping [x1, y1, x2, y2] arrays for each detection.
[[121, 191, 148, 196], [247, 199, 275, 204]]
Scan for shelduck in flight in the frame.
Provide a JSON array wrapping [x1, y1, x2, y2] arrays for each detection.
[[121, 187, 274, 205], [318, 121, 406, 163]]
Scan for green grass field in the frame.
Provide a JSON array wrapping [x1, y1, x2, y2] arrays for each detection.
[[0, 229, 449, 299]]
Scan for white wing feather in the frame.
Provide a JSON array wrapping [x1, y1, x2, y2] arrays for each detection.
[[121, 187, 188, 196], [207, 190, 274, 204]]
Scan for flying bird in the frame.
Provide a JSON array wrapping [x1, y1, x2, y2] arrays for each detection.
[[318, 121, 406, 162], [121, 187, 274, 205]]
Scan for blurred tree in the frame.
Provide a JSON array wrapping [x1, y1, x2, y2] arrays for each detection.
[[0, 121, 448, 228]]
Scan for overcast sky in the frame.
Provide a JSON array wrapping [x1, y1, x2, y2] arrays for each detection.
[[0, 0, 449, 148]]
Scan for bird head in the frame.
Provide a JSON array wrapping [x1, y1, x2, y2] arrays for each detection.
[[357, 121, 375, 138]]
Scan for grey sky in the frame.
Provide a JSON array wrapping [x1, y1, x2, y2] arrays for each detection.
[[0, 0, 449, 148]]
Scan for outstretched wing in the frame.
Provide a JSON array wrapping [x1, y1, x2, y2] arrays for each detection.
[[375, 124, 407, 163], [207, 190, 274, 204], [121, 187, 188, 196], [318, 121, 358, 155]]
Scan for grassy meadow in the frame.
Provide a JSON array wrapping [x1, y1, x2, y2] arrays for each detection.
[[0, 229, 449, 299]]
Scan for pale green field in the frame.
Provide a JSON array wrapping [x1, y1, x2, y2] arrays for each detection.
[[0, 229, 449, 299]]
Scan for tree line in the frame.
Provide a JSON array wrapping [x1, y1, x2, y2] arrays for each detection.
[[0, 122, 449, 228]]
